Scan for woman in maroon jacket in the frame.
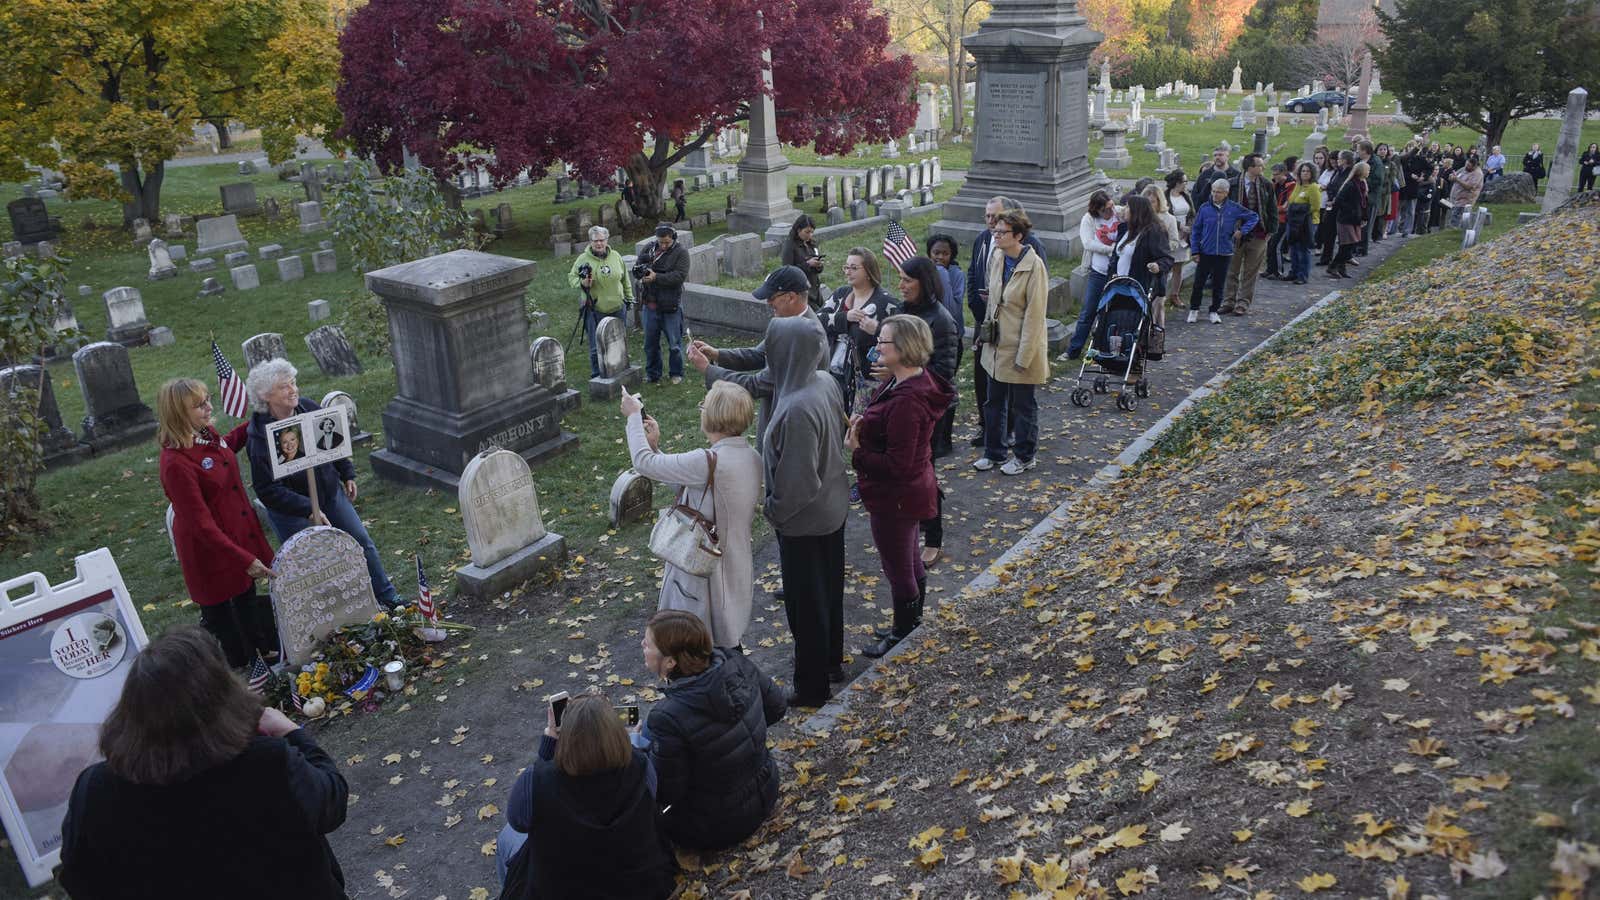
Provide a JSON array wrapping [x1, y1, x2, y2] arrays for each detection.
[[156, 378, 279, 670], [846, 315, 955, 659]]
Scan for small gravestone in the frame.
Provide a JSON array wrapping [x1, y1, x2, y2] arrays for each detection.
[[304, 325, 362, 377], [0, 364, 87, 466], [259, 244, 284, 260], [148, 326, 175, 347], [9, 197, 59, 244], [919, 188, 935, 206], [607, 470, 655, 528], [312, 249, 337, 274], [686, 244, 719, 284], [231, 264, 260, 291], [320, 391, 371, 444], [277, 255, 305, 282], [221, 182, 262, 217], [77, 284, 91, 297], [454, 449, 566, 598], [131, 218, 153, 248], [238, 160, 256, 176], [308, 299, 331, 321], [850, 199, 869, 220], [271, 527, 381, 665], [495, 203, 514, 236], [588, 316, 641, 399], [530, 336, 566, 391], [7, 240, 29, 257], [72, 342, 157, 452], [163, 213, 184, 238], [827, 206, 846, 226], [196, 214, 248, 256], [168, 243, 187, 262], [199, 277, 226, 297], [242, 333, 288, 371], [146, 239, 177, 281], [190, 257, 217, 273], [720, 233, 763, 278], [263, 197, 280, 221], [102, 287, 151, 346], [319, 240, 334, 251], [225, 251, 251, 267], [297, 201, 325, 235]]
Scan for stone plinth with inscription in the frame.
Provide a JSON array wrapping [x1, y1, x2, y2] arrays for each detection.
[[931, 0, 1105, 260], [366, 250, 577, 490], [271, 526, 381, 665], [454, 449, 567, 599]]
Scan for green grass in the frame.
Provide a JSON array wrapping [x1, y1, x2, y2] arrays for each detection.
[[1365, 204, 1538, 282]]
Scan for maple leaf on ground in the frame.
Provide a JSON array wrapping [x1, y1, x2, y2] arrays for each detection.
[[1159, 821, 1191, 842], [1297, 872, 1337, 892]]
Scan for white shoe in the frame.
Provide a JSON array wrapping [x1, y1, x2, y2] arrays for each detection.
[[972, 457, 996, 471], [1209, 312, 1223, 324], [1186, 310, 1198, 323], [670, 376, 683, 385], [1000, 457, 1036, 476]]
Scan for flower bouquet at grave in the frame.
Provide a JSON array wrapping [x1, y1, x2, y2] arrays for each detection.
[[272, 608, 471, 718]]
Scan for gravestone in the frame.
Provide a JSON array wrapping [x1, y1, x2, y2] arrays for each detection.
[[1093, 123, 1132, 170], [530, 337, 566, 391], [607, 470, 655, 528], [588, 316, 642, 400], [190, 257, 217, 273], [146, 239, 177, 281], [72, 342, 158, 452], [263, 197, 280, 221], [271, 527, 381, 665], [220, 182, 262, 217], [163, 213, 184, 238], [366, 250, 577, 488], [312, 249, 337, 274], [304, 325, 363, 377], [0, 364, 87, 466], [1143, 119, 1166, 152], [321, 391, 371, 444], [299, 162, 324, 203], [454, 449, 567, 598], [297, 201, 325, 235], [920, 187, 935, 206], [866, 168, 882, 202], [102, 287, 151, 346], [1543, 87, 1590, 213], [1252, 130, 1268, 158], [720, 233, 763, 278], [168, 243, 187, 262], [196, 214, 248, 256], [686, 244, 720, 284], [199, 277, 226, 297], [259, 244, 284, 260], [8, 197, 59, 244], [827, 206, 846, 226], [851, 199, 870, 220], [308, 299, 331, 322], [822, 176, 837, 211], [495, 203, 514, 236], [277, 256, 305, 282], [242, 333, 289, 371], [3, 242, 21, 258], [131, 219, 153, 247], [842, 177, 856, 208], [225, 251, 251, 267], [1157, 148, 1178, 173], [231, 264, 260, 291]]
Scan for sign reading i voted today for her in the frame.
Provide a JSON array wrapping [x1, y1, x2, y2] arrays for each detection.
[[0, 549, 151, 887], [267, 403, 352, 481]]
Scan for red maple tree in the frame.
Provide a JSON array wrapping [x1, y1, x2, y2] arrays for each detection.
[[336, 0, 916, 221]]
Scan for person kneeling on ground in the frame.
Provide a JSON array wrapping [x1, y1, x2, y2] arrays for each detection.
[[640, 610, 787, 850], [496, 693, 675, 899]]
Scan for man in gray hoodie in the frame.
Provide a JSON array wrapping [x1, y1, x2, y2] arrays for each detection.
[[761, 315, 849, 707]]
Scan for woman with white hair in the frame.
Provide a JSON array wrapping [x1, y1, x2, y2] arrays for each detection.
[[244, 358, 399, 607], [566, 224, 633, 379]]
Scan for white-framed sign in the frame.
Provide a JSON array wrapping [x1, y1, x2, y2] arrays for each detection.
[[0, 548, 150, 887], [267, 404, 352, 481]]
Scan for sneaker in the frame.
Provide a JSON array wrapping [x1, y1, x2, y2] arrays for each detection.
[[1186, 310, 1198, 323], [1000, 457, 1036, 476], [670, 376, 683, 385], [1209, 312, 1223, 324], [849, 482, 861, 503], [972, 457, 997, 472]]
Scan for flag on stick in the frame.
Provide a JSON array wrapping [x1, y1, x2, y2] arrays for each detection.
[[416, 555, 437, 625], [882, 220, 918, 273], [245, 655, 272, 694], [211, 340, 249, 418]]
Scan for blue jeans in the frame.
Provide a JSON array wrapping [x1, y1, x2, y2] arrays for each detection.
[[983, 380, 1037, 463], [496, 822, 527, 885], [1290, 240, 1311, 281], [581, 306, 607, 378], [643, 306, 683, 381], [1067, 269, 1108, 358], [265, 489, 399, 606]]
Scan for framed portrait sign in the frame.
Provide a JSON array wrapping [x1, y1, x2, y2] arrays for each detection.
[[0, 548, 150, 887], [267, 404, 353, 481]]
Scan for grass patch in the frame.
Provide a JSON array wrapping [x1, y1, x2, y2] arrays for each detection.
[[1366, 204, 1537, 282]]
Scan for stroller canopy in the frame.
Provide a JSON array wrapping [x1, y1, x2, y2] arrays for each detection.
[[1097, 276, 1151, 314]]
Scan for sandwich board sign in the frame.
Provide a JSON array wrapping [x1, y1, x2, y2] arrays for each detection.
[[0, 548, 150, 887]]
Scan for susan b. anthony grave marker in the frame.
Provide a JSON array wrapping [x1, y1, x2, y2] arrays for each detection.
[[271, 527, 381, 665]]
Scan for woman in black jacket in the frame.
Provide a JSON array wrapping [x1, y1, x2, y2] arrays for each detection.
[[60, 627, 350, 900], [1107, 195, 1174, 295], [640, 610, 786, 851], [1522, 144, 1547, 194], [895, 256, 961, 564], [779, 215, 825, 308], [1580, 143, 1600, 193], [1328, 161, 1368, 279]]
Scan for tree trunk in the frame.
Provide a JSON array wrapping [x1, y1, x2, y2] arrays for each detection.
[[1484, 109, 1510, 155], [947, 4, 964, 135], [119, 160, 165, 226], [211, 117, 233, 150], [625, 151, 668, 223]]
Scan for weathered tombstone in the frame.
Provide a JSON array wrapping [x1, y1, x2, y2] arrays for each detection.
[[146, 239, 177, 281], [607, 470, 655, 528], [196, 214, 248, 256], [304, 325, 363, 377], [822, 176, 837, 211], [271, 527, 381, 665], [299, 162, 324, 203], [686, 244, 720, 284], [3, 241, 22, 258], [851, 199, 869, 220], [1543, 87, 1590, 213], [920, 187, 935, 206], [242, 333, 289, 371], [263, 197, 281, 221], [720, 233, 763, 278], [102, 287, 151, 346], [198, 277, 226, 297], [168, 243, 187, 262], [220, 182, 262, 217], [277, 255, 305, 282], [1157, 148, 1178, 173], [495, 203, 515, 236], [231, 264, 260, 291], [308, 299, 330, 322], [8, 197, 59, 244], [1143, 119, 1167, 152], [588, 316, 641, 400], [225, 251, 251, 267], [72, 342, 158, 452], [931, 158, 942, 186], [529, 337, 566, 391], [130, 219, 153, 248], [259, 244, 284, 260], [866, 168, 882, 201], [842, 177, 856, 209], [365, 250, 577, 488], [1252, 129, 1268, 158], [297, 201, 325, 235], [454, 449, 567, 598], [312, 249, 337, 274], [827, 206, 846, 226], [190, 257, 217, 273], [0, 364, 87, 466]]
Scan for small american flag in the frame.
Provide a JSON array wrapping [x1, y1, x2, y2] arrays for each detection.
[[245, 655, 272, 694], [211, 340, 249, 418], [288, 680, 305, 713], [882, 221, 918, 273], [416, 555, 437, 624]]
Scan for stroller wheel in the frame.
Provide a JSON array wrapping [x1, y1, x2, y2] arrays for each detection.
[[1117, 392, 1139, 412], [1135, 378, 1150, 398], [1093, 375, 1109, 394], [1071, 387, 1091, 407]]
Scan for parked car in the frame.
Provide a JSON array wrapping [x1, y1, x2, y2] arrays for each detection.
[[1282, 91, 1351, 113]]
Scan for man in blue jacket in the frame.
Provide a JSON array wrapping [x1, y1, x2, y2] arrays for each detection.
[[1187, 179, 1259, 324]]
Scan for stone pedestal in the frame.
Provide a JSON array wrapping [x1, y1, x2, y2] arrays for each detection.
[[931, 0, 1105, 260], [727, 46, 799, 237], [1093, 123, 1132, 170], [365, 250, 577, 490], [1544, 87, 1590, 213]]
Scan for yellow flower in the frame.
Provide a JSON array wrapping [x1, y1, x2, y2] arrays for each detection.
[[373, 612, 390, 624]]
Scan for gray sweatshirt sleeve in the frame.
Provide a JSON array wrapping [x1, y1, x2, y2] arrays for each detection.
[[712, 341, 767, 372], [762, 410, 823, 532]]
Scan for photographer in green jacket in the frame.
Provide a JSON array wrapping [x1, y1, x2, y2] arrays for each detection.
[[567, 225, 634, 378]]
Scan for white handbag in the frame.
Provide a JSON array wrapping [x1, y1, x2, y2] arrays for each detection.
[[648, 450, 722, 577]]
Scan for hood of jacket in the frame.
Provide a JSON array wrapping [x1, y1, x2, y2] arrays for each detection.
[[765, 314, 828, 398], [885, 368, 955, 418], [662, 650, 750, 723]]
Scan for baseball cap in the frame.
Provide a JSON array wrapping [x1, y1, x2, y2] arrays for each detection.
[[753, 265, 811, 301]]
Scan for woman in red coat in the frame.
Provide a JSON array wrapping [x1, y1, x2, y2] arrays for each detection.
[[157, 378, 279, 670], [846, 315, 954, 659]]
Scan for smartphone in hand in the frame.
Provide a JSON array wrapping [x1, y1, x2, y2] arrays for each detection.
[[548, 691, 571, 727], [614, 705, 640, 727]]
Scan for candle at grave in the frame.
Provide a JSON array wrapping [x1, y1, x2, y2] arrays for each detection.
[[383, 659, 405, 692]]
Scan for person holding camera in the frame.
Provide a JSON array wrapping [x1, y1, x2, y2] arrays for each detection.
[[780, 215, 826, 309], [975, 209, 1049, 476], [637, 224, 691, 385], [495, 693, 674, 899], [567, 225, 633, 379]]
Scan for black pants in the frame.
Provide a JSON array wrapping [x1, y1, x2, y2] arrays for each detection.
[[778, 527, 845, 701], [1265, 230, 1285, 277], [1580, 168, 1598, 192], [1188, 254, 1229, 312], [922, 488, 945, 549], [199, 587, 280, 669], [1331, 242, 1357, 271]]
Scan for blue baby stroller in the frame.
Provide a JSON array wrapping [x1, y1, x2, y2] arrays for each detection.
[[1069, 276, 1153, 411]]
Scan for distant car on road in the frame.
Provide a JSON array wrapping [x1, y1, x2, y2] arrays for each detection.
[[1282, 91, 1351, 113]]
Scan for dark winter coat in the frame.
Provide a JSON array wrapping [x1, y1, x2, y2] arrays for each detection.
[[896, 291, 960, 382], [1522, 151, 1546, 180], [1228, 174, 1278, 237], [648, 649, 787, 851], [640, 240, 690, 313], [1333, 176, 1367, 228], [159, 422, 274, 606], [248, 398, 356, 520], [852, 369, 955, 520], [1110, 222, 1175, 295]]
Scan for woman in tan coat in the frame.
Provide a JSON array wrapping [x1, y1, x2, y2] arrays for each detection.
[[622, 382, 764, 649], [975, 208, 1049, 476]]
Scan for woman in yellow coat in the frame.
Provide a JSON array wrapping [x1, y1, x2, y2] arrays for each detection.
[[975, 208, 1049, 476]]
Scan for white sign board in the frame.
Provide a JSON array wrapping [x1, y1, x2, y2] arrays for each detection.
[[266, 404, 352, 481], [0, 549, 150, 887]]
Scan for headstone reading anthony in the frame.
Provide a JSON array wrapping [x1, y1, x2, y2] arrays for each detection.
[[0, 364, 87, 466], [607, 470, 655, 528], [588, 315, 642, 400], [195, 214, 248, 256], [72, 342, 158, 452], [101, 287, 151, 346], [270, 527, 381, 665], [304, 325, 363, 377], [242, 333, 289, 371], [146, 239, 177, 281], [453, 449, 567, 598], [529, 336, 566, 391]]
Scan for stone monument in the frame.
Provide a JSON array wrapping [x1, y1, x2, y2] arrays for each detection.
[[147, 240, 178, 281], [1229, 61, 1244, 95], [608, 471, 656, 528], [220, 182, 262, 217], [72, 342, 157, 452], [726, 33, 798, 240], [196, 214, 248, 256], [530, 337, 566, 391], [0, 364, 87, 466], [8, 197, 60, 245], [271, 527, 381, 665], [1093, 123, 1132, 170], [1543, 87, 1590, 213], [454, 449, 567, 598], [588, 316, 642, 400], [102, 287, 152, 346]]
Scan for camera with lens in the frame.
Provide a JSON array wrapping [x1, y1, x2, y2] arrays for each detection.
[[576, 263, 593, 280], [631, 261, 653, 280]]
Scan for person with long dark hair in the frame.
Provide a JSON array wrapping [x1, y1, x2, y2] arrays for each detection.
[[1579, 143, 1600, 193], [827, 247, 894, 417], [1162, 170, 1193, 309], [1067, 190, 1118, 358], [780, 215, 825, 308], [1315, 147, 1341, 267], [1328, 160, 1369, 279], [60, 626, 350, 899], [894, 257, 960, 563], [1108, 195, 1173, 295]]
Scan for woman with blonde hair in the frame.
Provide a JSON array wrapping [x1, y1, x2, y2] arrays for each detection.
[[620, 380, 763, 648], [155, 378, 278, 670]]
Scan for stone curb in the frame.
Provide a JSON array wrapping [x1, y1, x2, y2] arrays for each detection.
[[798, 289, 1348, 732]]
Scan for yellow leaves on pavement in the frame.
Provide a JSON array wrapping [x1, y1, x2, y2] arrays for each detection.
[[1296, 872, 1336, 892]]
